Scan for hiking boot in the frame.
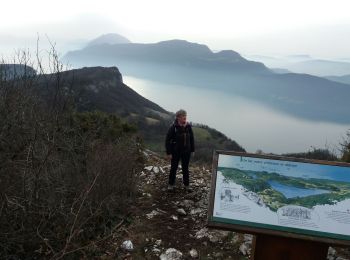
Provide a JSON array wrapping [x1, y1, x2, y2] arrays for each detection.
[[185, 186, 193, 193], [167, 185, 175, 192]]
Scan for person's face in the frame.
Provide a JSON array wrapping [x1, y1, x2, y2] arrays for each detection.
[[178, 115, 187, 125]]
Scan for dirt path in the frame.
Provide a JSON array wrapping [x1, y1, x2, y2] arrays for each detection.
[[114, 151, 249, 259]]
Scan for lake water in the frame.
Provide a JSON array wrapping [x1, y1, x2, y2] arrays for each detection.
[[267, 180, 330, 199], [123, 75, 350, 154]]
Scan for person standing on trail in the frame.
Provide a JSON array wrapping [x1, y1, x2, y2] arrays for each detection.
[[165, 109, 195, 192]]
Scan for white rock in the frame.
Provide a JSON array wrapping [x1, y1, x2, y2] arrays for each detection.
[[146, 210, 160, 219], [177, 208, 187, 216], [160, 248, 183, 260], [209, 235, 220, 243], [239, 242, 250, 256], [327, 247, 339, 260], [153, 166, 159, 174], [160, 167, 165, 173], [190, 208, 203, 215], [171, 215, 179, 221], [121, 240, 134, 251], [195, 228, 230, 243], [328, 247, 336, 256], [189, 248, 199, 258], [195, 228, 209, 239], [144, 166, 153, 171]]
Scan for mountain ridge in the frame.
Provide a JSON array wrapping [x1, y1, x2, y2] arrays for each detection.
[[65, 39, 270, 74], [63, 35, 350, 124], [325, 74, 350, 85]]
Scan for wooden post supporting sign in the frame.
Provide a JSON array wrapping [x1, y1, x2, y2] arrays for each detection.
[[251, 234, 329, 260]]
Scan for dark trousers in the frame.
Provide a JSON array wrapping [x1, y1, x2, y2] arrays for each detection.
[[168, 152, 191, 186]]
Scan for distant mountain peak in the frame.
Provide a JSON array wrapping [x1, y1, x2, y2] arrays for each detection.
[[157, 39, 206, 47], [155, 39, 212, 53], [87, 33, 131, 47], [215, 50, 242, 60]]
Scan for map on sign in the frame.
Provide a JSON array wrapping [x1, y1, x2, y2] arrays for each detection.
[[209, 152, 350, 243]]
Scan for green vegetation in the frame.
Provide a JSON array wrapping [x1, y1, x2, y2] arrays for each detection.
[[73, 110, 137, 139], [190, 124, 245, 163], [219, 167, 350, 212], [135, 118, 245, 164], [193, 126, 211, 140]]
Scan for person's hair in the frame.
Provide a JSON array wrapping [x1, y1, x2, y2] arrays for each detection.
[[175, 109, 187, 118]]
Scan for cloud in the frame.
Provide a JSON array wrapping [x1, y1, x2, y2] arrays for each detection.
[[0, 14, 127, 57]]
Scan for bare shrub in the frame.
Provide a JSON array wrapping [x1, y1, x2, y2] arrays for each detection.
[[0, 48, 143, 259], [341, 130, 350, 163]]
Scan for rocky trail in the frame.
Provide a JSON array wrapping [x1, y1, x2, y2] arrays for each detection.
[[110, 150, 349, 260]]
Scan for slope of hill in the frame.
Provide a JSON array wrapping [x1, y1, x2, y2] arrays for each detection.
[[325, 74, 350, 85], [42, 66, 244, 161]]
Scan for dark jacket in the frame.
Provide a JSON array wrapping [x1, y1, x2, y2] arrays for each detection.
[[165, 121, 195, 155]]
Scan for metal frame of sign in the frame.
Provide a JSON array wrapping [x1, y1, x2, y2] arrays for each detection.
[[207, 151, 350, 246]]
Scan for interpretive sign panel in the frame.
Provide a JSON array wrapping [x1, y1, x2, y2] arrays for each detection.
[[207, 151, 350, 246]]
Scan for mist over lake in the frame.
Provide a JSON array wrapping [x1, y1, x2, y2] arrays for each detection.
[[124, 75, 349, 154]]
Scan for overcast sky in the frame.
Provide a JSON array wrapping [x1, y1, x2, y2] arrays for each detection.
[[1, 0, 350, 59]]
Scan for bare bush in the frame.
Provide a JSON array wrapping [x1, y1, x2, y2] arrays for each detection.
[[341, 130, 350, 163], [0, 48, 143, 258]]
